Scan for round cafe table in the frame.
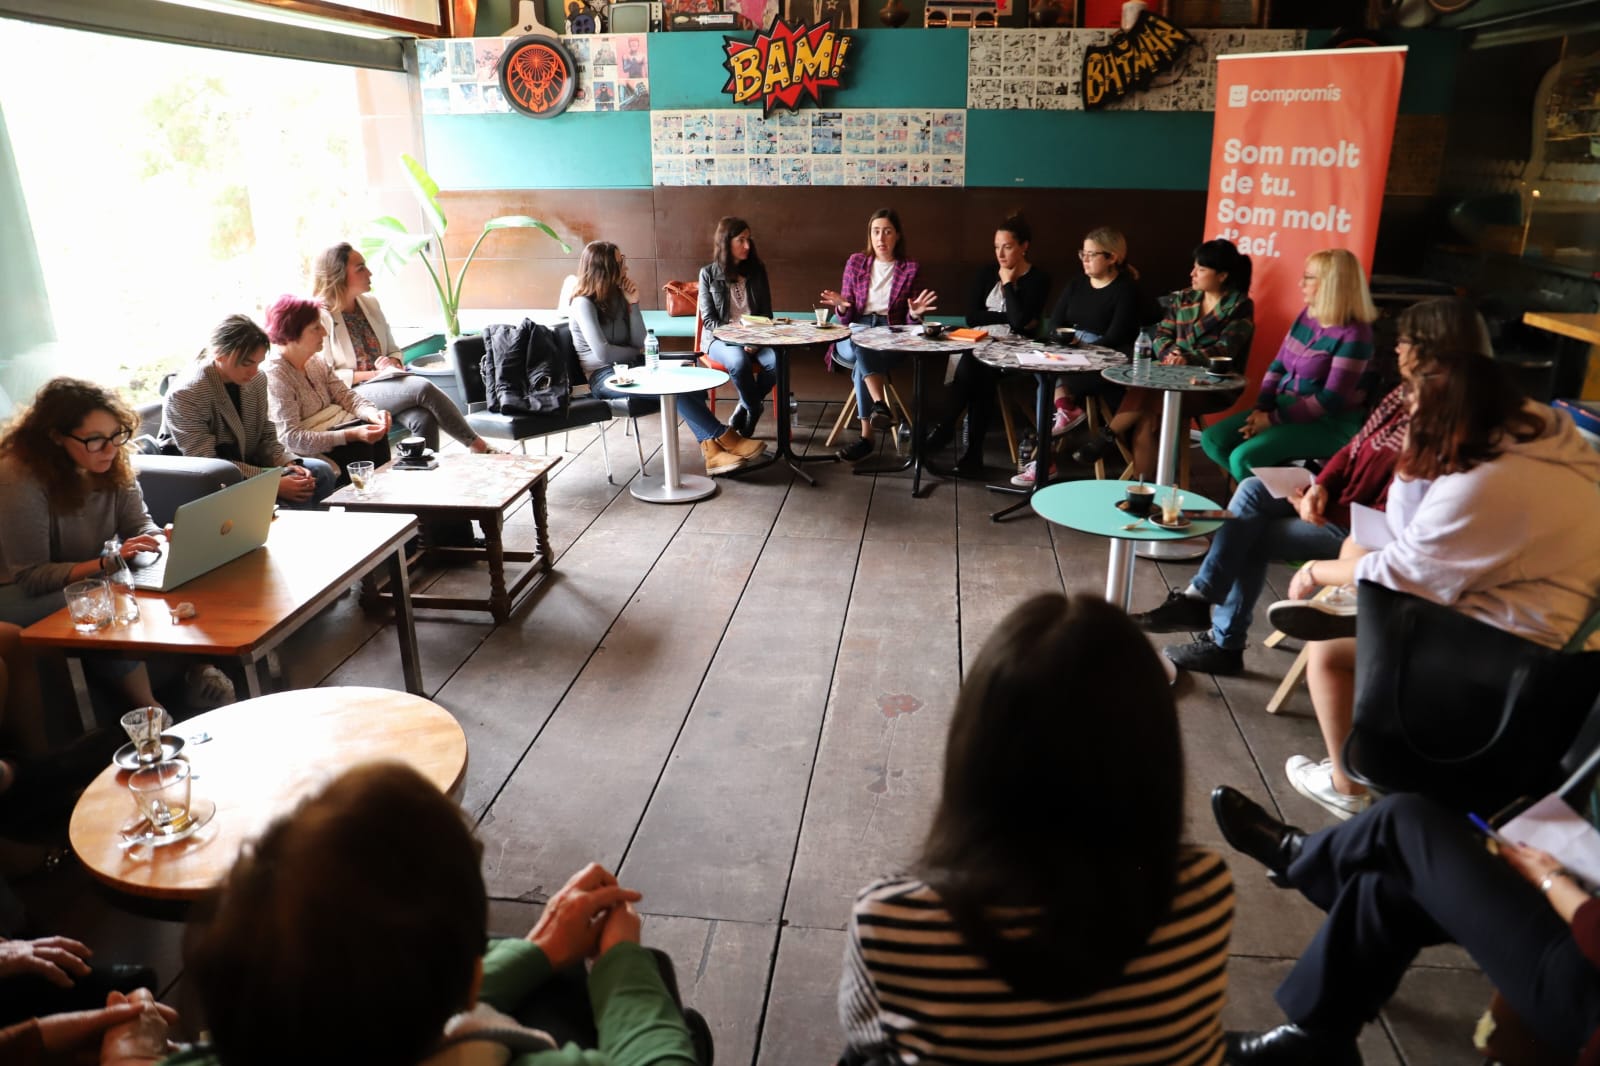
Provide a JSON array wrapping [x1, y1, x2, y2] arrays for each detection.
[[847, 325, 978, 498], [711, 319, 853, 485], [68, 687, 468, 901], [613, 364, 731, 504], [1033, 480, 1225, 685], [1101, 362, 1244, 561], [971, 334, 1127, 522]]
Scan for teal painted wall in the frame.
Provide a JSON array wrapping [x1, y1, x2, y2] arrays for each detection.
[[426, 27, 1462, 191]]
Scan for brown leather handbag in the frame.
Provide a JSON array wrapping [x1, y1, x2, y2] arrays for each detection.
[[662, 280, 698, 317]]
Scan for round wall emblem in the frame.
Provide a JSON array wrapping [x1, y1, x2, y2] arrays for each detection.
[[498, 34, 579, 119]]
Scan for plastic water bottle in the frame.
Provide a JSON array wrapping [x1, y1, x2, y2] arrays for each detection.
[[644, 329, 660, 372], [103, 538, 140, 625], [790, 391, 801, 428], [1133, 330, 1154, 380]]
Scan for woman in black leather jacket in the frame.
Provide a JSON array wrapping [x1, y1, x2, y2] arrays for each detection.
[[698, 216, 778, 437]]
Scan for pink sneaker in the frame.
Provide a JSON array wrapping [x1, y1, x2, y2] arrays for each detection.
[[1052, 404, 1086, 437], [1009, 461, 1056, 488]]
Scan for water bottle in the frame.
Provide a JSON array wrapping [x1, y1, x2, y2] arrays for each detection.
[[643, 329, 660, 372], [103, 538, 140, 625], [1018, 430, 1037, 477], [789, 391, 801, 429], [1133, 330, 1154, 381]]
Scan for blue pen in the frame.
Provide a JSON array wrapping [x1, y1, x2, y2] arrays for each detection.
[[1468, 812, 1512, 847]]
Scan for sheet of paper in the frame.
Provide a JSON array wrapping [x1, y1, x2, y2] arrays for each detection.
[[1350, 503, 1395, 550], [1016, 349, 1091, 370], [1503, 794, 1600, 887], [1252, 466, 1314, 499]]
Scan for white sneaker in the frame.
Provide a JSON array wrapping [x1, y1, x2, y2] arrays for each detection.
[[1051, 405, 1086, 437], [1285, 755, 1370, 820], [185, 664, 236, 710]]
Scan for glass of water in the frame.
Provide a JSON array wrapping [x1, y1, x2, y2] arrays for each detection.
[[128, 759, 192, 834], [64, 578, 113, 633]]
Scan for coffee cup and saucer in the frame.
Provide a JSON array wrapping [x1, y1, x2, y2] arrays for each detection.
[[1204, 357, 1235, 380], [921, 321, 947, 339], [393, 435, 438, 470], [1119, 482, 1156, 517], [1053, 326, 1078, 347]]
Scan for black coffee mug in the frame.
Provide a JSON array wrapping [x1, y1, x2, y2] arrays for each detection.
[[922, 321, 945, 339], [1207, 357, 1234, 377], [1054, 326, 1078, 346], [397, 435, 427, 460], [1125, 483, 1156, 516]]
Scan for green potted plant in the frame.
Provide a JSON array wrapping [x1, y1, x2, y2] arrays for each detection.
[[361, 153, 571, 342]]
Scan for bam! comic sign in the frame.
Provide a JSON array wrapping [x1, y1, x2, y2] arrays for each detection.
[[1082, 12, 1195, 110], [722, 18, 852, 114]]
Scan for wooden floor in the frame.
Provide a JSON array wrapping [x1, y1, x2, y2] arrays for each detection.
[[17, 367, 1489, 1063]]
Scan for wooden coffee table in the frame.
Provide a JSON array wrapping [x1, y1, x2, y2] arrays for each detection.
[[22, 511, 422, 727], [325, 453, 559, 624], [68, 687, 468, 901]]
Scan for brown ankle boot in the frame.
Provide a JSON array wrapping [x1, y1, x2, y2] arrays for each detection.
[[700, 438, 746, 476], [717, 429, 765, 459]]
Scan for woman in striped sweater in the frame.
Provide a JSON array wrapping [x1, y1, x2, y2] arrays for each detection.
[[839, 593, 1234, 1065], [1200, 249, 1377, 482]]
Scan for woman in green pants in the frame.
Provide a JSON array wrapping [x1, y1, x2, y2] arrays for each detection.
[[1201, 248, 1377, 482]]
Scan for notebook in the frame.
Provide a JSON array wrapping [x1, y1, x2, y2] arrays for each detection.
[[131, 469, 283, 592]]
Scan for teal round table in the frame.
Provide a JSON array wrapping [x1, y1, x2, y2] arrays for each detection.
[[1032, 479, 1224, 610]]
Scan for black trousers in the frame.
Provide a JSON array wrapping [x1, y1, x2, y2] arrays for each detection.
[[1279, 793, 1600, 1054]]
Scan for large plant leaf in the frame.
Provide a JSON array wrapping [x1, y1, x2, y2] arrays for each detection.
[[483, 215, 573, 253], [401, 153, 448, 238]]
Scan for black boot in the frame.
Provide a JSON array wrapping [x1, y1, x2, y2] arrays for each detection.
[[1226, 1024, 1362, 1065], [1211, 786, 1305, 888]]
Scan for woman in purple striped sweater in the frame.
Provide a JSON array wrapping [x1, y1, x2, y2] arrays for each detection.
[[1201, 249, 1377, 482]]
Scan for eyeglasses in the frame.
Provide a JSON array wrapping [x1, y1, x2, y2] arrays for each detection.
[[1396, 335, 1416, 347], [65, 428, 132, 453], [1079, 251, 1110, 261], [1301, 274, 1319, 282]]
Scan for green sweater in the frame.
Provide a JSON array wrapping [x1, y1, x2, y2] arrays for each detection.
[[162, 939, 697, 1066]]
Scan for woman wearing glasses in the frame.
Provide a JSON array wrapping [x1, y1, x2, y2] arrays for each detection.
[[0, 379, 169, 710], [1007, 226, 1142, 487], [1199, 248, 1376, 482], [1073, 239, 1255, 481]]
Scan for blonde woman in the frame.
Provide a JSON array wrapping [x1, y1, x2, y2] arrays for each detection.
[[311, 242, 490, 454], [1200, 248, 1378, 482]]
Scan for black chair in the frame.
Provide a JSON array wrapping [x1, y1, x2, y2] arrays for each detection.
[[450, 329, 647, 484]]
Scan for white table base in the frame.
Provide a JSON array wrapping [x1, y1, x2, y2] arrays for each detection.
[[1137, 389, 1210, 561], [630, 395, 718, 504], [1106, 537, 1178, 685]]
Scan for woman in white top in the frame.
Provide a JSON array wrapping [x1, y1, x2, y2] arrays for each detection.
[[1272, 348, 1600, 820], [312, 242, 490, 454], [820, 209, 938, 463], [262, 294, 392, 479]]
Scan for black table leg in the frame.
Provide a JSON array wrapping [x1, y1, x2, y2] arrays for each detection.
[[727, 345, 835, 484], [988, 369, 1055, 522]]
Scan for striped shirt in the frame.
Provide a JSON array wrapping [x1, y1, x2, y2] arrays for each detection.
[[840, 849, 1234, 1065], [1256, 310, 1374, 425], [1152, 289, 1255, 369]]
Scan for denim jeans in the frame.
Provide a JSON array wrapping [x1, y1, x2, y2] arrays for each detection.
[[705, 339, 777, 416], [833, 315, 898, 418], [1190, 476, 1348, 649], [295, 458, 338, 507]]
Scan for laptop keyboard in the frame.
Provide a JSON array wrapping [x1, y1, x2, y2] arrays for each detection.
[[131, 556, 167, 590]]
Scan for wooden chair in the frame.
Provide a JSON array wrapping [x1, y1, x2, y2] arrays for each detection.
[[822, 343, 915, 448], [694, 318, 779, 424], [1263, 584, 1346, 714]]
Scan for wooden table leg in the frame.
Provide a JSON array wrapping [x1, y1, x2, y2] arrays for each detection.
[[387, 545, 424, 694], [531, 478, 553, 574], [484, 519, 509, 625]]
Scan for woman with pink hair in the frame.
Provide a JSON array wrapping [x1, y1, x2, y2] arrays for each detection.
[[262, 294, 392, 481]]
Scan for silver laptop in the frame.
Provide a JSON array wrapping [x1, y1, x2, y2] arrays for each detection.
[[132, 469, 283, 592]]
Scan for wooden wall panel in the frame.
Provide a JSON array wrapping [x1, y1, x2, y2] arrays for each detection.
[[440, 187, 1220, 314]]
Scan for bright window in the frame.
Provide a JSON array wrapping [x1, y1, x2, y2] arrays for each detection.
[[0, 18, 413, 408]]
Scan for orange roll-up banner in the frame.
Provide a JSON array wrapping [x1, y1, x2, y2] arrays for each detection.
[[1204, 47, 1406, 407]]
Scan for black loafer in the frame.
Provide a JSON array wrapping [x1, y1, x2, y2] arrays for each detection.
[[1211, 785, 1305, 887], [728, 404, 750, 437], [1071, 428, 1120, 465], [1227, 1025, 1362, 1065]]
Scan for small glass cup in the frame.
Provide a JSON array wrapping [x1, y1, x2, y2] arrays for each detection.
[[347, 461, 375, 496], [1159, 486, 1184, 525], [813, 306, 832, 327], [120, 706, 172, 765], [127, 759, 192, 834], [612, 362, 631, 384], [64, 578, 113, 633]]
